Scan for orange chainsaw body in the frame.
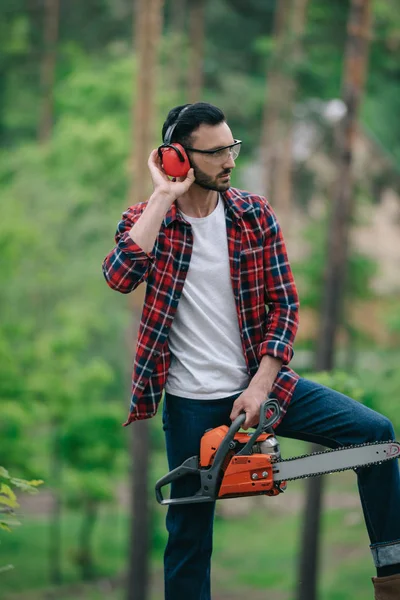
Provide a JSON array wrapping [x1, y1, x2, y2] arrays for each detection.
[[200, 425, 283, 499]]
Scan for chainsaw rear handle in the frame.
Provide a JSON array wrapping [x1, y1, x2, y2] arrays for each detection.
[[155, 398, 281, 505], [237, 398, 281, 456], [155, 412, 247, 505], [155, 456, 213, 505]]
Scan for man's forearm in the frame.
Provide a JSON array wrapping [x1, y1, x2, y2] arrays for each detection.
[[248, 354, 282, 396], [128, 190, 173, 254]]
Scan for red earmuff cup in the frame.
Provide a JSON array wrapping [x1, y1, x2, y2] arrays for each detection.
[[161, 144, 191, 178]]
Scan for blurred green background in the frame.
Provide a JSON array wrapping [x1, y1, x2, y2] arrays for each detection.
[[1, 0, 400, 599]]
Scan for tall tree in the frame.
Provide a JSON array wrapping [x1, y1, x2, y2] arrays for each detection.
[[187, 0, 206, 102], [127, 1, 164, 600], [271, 0, 309, 222], [128, 0, 164, 204], [168, 0, 187, 96], [38, 0, 59, 144], [260, 0, 292, 202], [38, 1, 63, 582], [296, 2, 372, 600], [260, 0, 309, 222]]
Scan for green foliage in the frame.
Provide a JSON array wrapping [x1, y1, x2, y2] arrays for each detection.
[[0, 467, 43, 533], [305, 370, 365, 402], [60, 404, 126, 508], [293, 210, 379, 354], [0, 51, 134, 584], [356, 353, 400, 433], [0, 466, 42, 575]]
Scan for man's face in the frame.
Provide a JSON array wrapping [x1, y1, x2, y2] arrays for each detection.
[[185, 122, 238, 192]]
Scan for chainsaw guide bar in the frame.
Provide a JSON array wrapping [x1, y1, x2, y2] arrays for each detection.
[[272, 440, 400, 483], [155, 399, 400, 506]]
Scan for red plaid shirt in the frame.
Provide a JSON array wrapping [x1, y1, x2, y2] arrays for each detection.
[[102, 187, 300, 426]]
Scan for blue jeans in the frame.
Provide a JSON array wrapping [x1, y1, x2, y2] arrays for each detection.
[[162, 378, 400, 600]]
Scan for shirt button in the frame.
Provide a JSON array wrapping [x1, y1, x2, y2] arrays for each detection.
[[174, 293, 179, 300], [153, 350, 160, 357]]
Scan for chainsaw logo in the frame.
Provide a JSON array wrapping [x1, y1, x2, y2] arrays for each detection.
[[386, 444, 400, 458]]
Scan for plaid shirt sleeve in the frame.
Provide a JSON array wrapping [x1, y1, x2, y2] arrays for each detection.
[[102, 204, 153, 294], [257, 201, 299, 365]]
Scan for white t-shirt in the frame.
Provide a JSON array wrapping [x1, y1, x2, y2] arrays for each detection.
[[165, 195, 250, 399]]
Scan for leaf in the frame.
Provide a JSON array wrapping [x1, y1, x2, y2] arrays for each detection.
[[0, 468, 10, 480], [0, 517, 21, 530], [0, 484, 18, 504], [0, 564, 14, 574], [0, 497, 19, 509], [8, 479, 41, 494], [26, 479, 44, 488]]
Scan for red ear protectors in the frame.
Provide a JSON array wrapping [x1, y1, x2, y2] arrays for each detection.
[[158, 106, 191, 178], [158, 144, 190, 178]]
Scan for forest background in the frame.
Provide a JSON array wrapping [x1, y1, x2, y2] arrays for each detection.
[[1, 0, 400, 599]]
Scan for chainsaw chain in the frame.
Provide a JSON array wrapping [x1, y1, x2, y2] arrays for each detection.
[[273, 440, 397, 483]]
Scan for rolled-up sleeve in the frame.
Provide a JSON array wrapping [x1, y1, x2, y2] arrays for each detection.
[[102, 205, 153, 294], [257, 204, 299, 365]]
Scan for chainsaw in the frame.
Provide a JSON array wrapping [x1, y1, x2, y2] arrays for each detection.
[[155, 399, 400, 505]]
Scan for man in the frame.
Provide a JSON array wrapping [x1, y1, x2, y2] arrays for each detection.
[[102, 102, 400, 600]]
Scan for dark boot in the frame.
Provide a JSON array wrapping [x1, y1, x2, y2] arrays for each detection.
[[372, 574, 400, 599]]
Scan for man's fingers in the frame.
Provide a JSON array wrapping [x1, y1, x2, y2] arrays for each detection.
[[243, 408, 260, 430], [148, 148, 159, 165], [243, 414, 256, 430], [148, 149, 162, 173], [230, 401, 242, 422], [186, 167, 195, 182], [180, 168, 195, 190]]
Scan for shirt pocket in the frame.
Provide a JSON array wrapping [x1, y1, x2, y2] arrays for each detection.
[[240, 246, 264, 300], [240, 246, 264, 267]]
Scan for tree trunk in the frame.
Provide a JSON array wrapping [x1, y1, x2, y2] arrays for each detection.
[[49, 422, 62, 585], [271, 0, 309, 224], [127, 421, 151, 600], [38, 0, 59, 144], [260, 0, 292, 201], [296, 3, 372, 600], [128, 0, 164, 205], [187, 0, 206, 102], [260, 0, 309, 222], [78, 501, 98, 581], [168, 0, 187, 96], [315, 0, 372, 370], [126, 1, 164, 599], [0, 65, 7, 145]]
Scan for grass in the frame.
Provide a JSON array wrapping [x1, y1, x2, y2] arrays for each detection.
[[0, 508, 129, 596]]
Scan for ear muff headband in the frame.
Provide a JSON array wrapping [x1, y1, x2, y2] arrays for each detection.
[[163, 105, 191, 146]]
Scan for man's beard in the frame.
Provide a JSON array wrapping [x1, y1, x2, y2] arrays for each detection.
[[192, 163, 232, 192]]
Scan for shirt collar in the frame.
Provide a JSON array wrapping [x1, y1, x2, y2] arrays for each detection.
[[162, 187, 253, 228]]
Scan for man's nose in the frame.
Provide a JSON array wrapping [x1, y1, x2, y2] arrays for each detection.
[[223, 154, 235, 169]]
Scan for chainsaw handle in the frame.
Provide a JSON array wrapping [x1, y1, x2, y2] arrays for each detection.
[[209, 399, 280, 474], [236, 398, 281, 456], [261, 398, 281, 430]]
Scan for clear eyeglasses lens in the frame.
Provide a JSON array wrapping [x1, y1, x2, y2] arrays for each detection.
[[204, 142, 241, 163]]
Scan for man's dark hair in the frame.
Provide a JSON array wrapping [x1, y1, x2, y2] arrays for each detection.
[[161, 102, 225, 147]]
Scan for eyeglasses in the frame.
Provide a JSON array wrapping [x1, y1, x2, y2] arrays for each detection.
[[184, 139, 242, 164]]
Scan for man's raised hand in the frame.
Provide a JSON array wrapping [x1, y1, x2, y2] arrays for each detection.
[[148, 149, 195, 202]]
